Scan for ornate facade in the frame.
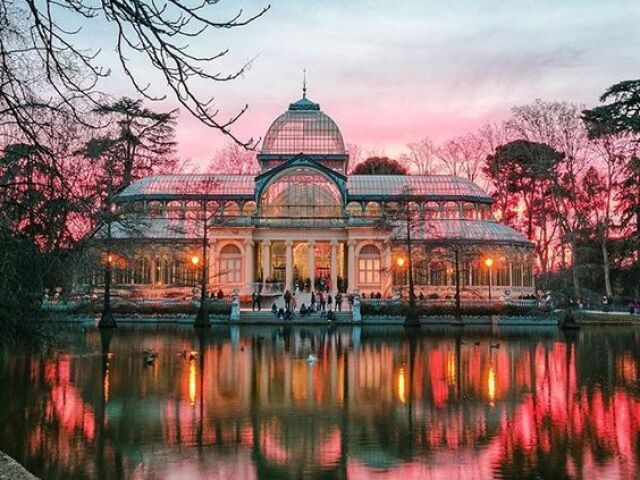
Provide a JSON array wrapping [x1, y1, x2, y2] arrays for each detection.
[[87, 93, 534, 301]]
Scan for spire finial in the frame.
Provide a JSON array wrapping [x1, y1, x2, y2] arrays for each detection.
[[302, 69, 307, 99]]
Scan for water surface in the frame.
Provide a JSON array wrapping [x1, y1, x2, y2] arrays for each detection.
[[0, 324, 638, 480]]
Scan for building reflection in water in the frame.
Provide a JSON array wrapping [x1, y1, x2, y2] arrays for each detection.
[[0, 326, 639, 480]]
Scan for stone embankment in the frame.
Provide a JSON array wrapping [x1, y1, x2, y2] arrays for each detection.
[[0, 452, 40, 480]]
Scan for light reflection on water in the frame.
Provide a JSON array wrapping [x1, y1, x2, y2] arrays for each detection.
[[0, 325, 638, 480]]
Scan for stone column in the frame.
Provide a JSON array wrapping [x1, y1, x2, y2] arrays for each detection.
[[347, 240, 356, 293], [261, 241, 271, 284], [285, 240, 294, 291], [244, 239, 255, 294], [508, 254, 513, 288], [307, 240, 316, 288], [330, 240, 338, 294]]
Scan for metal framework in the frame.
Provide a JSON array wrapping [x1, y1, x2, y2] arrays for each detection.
[[261, 100, 345, 156], [259, 167, 343, 218]]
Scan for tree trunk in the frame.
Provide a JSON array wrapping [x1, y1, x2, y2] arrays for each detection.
[[570, 235, 581, 299], [99, 220, 116, 328], [195, 204, 210, 327], [404, 213, 420, 328], [601, 233, 613, 297]]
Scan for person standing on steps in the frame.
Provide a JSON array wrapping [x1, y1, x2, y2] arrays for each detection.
[[327, 293, 333, 311], [310, 291, 316, 312], [335, 292, 343, 312], [284, 289, 292, 311]]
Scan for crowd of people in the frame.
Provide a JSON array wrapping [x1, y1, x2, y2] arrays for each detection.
[[251, 288, 354, 323]]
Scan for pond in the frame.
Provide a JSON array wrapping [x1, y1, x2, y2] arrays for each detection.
[[0, 323, 638, 480]]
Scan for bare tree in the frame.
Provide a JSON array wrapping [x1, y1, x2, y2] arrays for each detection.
[[0, 0, 269, 149], [585, 135, 634, 296], [439, 134, 486, 183], [208, 141, 259, 175], [507, 100, 590, 295], [401, 137, 442, 175]]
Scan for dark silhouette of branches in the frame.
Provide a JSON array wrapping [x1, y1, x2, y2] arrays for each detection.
[[0, 0, 269, 149]]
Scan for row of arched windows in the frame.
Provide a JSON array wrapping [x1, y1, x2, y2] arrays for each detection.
[[346, 201, 493, 220], [355, 243, 533, 289], [117, 199, 493, 221], [85, 245, 245, 287]]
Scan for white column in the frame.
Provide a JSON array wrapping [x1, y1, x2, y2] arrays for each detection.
[[347, 240, 356, 293], [307, 240, 316, 286], [244, 239, 255, 294], [285, 240, 294, 291], [508, 253, 513, 288], [330, 240, 338, 294], [261, 240, 271, 284]]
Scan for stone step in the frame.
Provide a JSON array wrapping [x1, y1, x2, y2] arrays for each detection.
[[239, 310, 353, 323]]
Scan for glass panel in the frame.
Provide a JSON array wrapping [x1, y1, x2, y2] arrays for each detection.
[[262, 111, 345, 155], [260, 168, 342, 218]]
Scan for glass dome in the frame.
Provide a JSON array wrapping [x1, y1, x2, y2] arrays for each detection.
[[261, 97, 346, 155], [260, 167, 343, 218]]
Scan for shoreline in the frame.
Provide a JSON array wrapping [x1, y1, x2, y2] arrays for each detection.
[[0, 452, 39, 480], [38, 310, 640, 328]]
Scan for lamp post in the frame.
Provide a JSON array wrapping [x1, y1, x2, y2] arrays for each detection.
[[396, 255, 407, 296], [484, 257, 494, 301]]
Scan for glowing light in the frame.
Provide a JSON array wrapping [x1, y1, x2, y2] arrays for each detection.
[[447, 351, 456, 386], [191, 255, 200, 266], [487, 366, 496, 406], [103, 367, 110, 403], [397, 367, 406, 404], [107, 255, 113, 263], [396, 256, 406, 268], [189, 360, 197, 406], [484, 257, 494, 268]]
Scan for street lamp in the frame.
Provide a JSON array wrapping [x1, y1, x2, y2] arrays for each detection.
[[395, 255, 407, 296], [484, 257, 494, 301], [191, 255, 200, 266]]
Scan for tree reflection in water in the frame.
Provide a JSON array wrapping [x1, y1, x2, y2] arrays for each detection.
[[0, 325, 638, 480]]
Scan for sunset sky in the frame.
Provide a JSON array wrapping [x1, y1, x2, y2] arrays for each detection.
[[90, 0, 639, 166]]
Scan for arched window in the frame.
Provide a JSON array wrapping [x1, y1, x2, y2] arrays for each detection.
[[512, 256, 523, 287], [462, 202, 476, 219], [442, 201, 459, 219], [185, 201, 200, 220], [260, 168, 342, 218], [219, 244, 242, 285], [480, 205, 493, 220], [242, 201, 257, 216], [425, 202, 440, 219], [167, 201, 184, 219], [134, 257, 152, 284], [148, 201, 163, 217], [154, 256, 170, 285], [358, 244, 381, 286], [224, 201, 240, 217], [385, 201, 400, 216], [495, 257, 509, 286], [364, 201, 381, 218], [346, 201, 362, 217]]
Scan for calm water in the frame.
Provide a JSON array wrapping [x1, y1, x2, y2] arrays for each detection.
[[0, 324, 638, 480]]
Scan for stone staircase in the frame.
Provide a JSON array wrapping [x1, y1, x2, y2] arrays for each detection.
[[239, 309, 353, 324]]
